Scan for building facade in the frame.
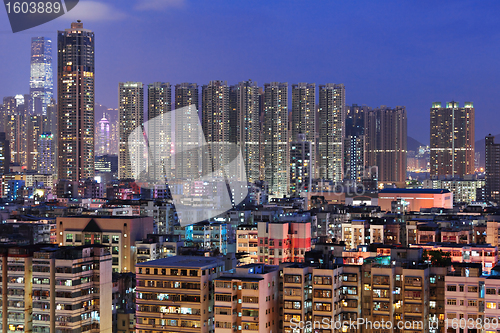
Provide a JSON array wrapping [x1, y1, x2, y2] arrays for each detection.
[[430, 102, 475, 178], [147, 82, 172, 183], [365, 106, 407, 185], [485, 134, 500, 202], [231, 80, 260, 183], [118, 82, 144, 180], [289, 134, 312, 195], [262, 82, 289, 198], [30, 37, 53, 116], [57, 21, 95, 182], [135, 256, 225, 333], [56, 216, 154, 273], [317, 84, 345, 183], [174, 83, 200, 181]]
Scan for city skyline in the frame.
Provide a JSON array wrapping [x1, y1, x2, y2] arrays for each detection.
[[1, 1, 500, 144]]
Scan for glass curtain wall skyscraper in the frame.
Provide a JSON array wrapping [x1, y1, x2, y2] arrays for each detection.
[[57, 21, 95, 182], [30, 37, 53, 116]]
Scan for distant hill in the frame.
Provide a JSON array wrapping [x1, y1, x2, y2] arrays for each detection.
[[476, 133, 500, 168], [407, 136, 425, 152]]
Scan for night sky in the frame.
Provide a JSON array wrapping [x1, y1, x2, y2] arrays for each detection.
[[1, 0, 500, 144]]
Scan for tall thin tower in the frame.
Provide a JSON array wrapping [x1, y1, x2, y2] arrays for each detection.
[[96, 115, 110, 156], [231, 80, 260, 183], [118, 82, 144, 180], [201, 80, 232, 174], [430, 101, 475, 178], [174, 83, 200, 180], [57, 21, 95, 182], [147, 82, 172, 182], [318, 83, 345, 182], [263, 82, 289, 198], [30, 37, 53, 116], [291, 83, 316, 176], [365, 106, 407, 185]]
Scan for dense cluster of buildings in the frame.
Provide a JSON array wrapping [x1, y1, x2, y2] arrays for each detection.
[[2, 20, 500, 333]]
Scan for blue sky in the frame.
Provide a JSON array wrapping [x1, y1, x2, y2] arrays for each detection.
[[1, 0, 500, 143]]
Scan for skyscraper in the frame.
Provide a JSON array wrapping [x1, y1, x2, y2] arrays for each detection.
[[147, 82, 172, 183], [27, 114, 43, 171], [0, 132, 10, 175], [344, 135, 365, 182], [318, 83, 345, 182], [290, 133, 312, 195], [430, 102, 475, 178], [262, 82, 289, 198], [231, 80, 260, 183], [485, 134, 500, 202], [365, 106, 407, 185], [3, 95, 28, 166], [344, 104, 369, 182], [96, 115, 110, 156], [57, 21, 95, 182], [201, 80, 232, 175], [38, 132, 55, 174], [118, 82, 144, 180], [30, 37, 53, 116], [174, 83, 200, 180], [291, 83, 316, 173]]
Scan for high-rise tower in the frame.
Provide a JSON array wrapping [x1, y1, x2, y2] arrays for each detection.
[[118, 82, 144, 180], [430, 101, 475, 178], [201, 80, 232, 174], [485, 134, 500, 202], [230, 80, 260, 183], [96, 115, 110, 156], [262, 82, 289, 198], [365, 106, 407, 185], [147, 82, 172, 183], [174, 83, 200, 180], [57, 21, 95, 182], [291, 83, 316, 174], [30, 37, 53, 116], [318, 83, 345, 182]]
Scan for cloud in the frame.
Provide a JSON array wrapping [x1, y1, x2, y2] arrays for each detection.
[[63, 1, 128, 21], [134, 0, 185, 11]]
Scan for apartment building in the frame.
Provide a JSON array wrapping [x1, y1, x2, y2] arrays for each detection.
[[236, 225, 259, 264], [174, 221, 228, 255], [56, 216, 154, 273], [411, 243, 497, 274], [135, 256, 225, 333], [0, 244, 112, 333], [443, 264, 500, 333], [341, 220, 385, 250], [213, 264, 280, 333], [257, 219, 311, 265]]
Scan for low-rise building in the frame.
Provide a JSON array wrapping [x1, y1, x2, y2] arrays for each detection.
[[56, 216, 154, 273], [135, 256, 225, 333], [214, 264, 280, 333]]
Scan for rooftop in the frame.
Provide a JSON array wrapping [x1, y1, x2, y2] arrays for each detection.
[[136, 255, 223, 268], [379, 188, 451, 194]]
